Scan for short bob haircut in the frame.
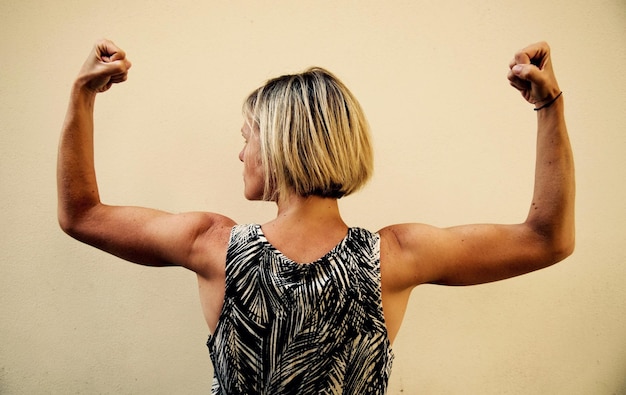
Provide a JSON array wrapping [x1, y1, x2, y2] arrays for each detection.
[[243, 67, 373, 201]]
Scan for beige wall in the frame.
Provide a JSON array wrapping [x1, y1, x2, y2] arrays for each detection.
[[2, 0, 625, 393]]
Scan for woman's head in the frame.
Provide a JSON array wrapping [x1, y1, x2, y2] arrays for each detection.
[[242, 67, 373, 201]]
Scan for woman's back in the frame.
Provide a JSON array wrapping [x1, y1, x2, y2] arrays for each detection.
[[208, 223, 393, 394]]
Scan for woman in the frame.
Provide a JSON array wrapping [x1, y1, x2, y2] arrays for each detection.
[[57, 39, 574, 394]]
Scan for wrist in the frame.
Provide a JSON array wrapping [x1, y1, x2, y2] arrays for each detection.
[[69, 81, 98, 111], [72, 76, 99, 95], [534, 91, 563, 111]]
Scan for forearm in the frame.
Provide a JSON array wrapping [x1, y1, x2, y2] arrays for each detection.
[[526, 95, 575, 258], [57, 84, 101, 231]]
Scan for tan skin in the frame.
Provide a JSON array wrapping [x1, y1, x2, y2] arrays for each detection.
[[58, 40, 574, 344]]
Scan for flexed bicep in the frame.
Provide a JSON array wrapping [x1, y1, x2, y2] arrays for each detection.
[[63, 205, 233, 274], [380, 222, 562, 289]]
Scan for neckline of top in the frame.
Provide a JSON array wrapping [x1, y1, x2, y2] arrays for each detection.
[[253, 223, 352, 266]]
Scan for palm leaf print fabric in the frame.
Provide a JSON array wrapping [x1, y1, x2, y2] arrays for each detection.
[[207, 224, 394, 394]]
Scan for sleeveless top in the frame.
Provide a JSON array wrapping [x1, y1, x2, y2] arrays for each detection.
[[207, 224, 394, 395]]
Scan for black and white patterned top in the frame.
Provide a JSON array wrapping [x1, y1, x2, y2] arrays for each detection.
[[207, 224, 394, 394]]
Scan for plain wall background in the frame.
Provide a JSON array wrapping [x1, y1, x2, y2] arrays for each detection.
[[2, 0, 625, 393]]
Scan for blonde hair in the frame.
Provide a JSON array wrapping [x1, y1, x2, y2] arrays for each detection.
[[243, 67, 373, 201]]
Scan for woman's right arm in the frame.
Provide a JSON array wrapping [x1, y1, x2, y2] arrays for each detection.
[[57, 39, 233, 275]]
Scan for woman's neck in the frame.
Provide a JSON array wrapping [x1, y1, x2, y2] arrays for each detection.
[[273, 194, 344, 224], [262, 194, 349, 263]]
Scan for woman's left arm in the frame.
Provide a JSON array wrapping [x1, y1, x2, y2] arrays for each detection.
[[380, 41, 574, 288]]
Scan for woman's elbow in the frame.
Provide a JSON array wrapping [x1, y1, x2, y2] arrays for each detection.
[[538, 228, 576, 267], [58, 212, 83, 240], [551, 240, 576, 263], [57, 205, 96, 242], [554, 233, 575, 262], [523, 219, 575, 268]]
